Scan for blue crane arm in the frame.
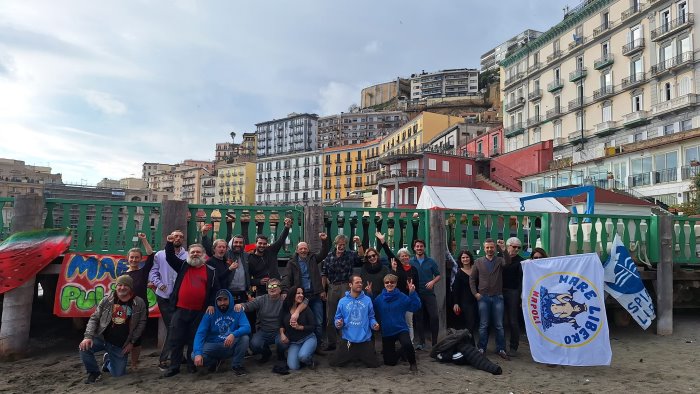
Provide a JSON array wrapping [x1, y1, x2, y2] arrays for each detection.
[[519, 185, 595, 214]]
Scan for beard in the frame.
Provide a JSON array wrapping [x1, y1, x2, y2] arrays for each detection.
[[187, 255, 206, 267]]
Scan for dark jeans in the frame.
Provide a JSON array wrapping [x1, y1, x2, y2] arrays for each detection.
[[477, 294, 505, 352], [329, 339, 380, 368], [250, 330, 287, 360], [382, 331, 416, 366], [79, 336, 128, 376], [194, 335, 250, 369], [307, 294, 324, 342], [503, 288, 522, 351], [414, 292, 439, 346], [167, 308, 204, 373], [157, 295, 174, 363]]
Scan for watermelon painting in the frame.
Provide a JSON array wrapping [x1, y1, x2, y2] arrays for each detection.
[[0, 228, 72, 294]]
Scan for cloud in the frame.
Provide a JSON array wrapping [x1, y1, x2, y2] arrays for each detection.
[[316, 81, 364, 115], [82, 90, 127, 115], [363, 40, 381, 54]]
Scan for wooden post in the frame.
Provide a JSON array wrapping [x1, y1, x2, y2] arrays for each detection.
[[304, 205, 324, 253], [157, 200, 189, 348], [656, 216, 673, 335], [548, 212, 569, 257], [429, 209, 447, 340], [0, 194, 44, 359]]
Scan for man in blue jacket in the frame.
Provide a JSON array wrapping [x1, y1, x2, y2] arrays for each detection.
[[192, 289, 251, 376], [329, 275, 380, 368], [410, 239, 441, 350], [373, 274, 421, 372]]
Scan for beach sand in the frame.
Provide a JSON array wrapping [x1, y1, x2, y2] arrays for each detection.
[[1, 313, 698, 393]]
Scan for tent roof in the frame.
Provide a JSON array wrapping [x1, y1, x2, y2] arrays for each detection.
[[416, 186, 569, 213]]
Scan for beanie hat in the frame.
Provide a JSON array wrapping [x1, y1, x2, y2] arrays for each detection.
[[116, 275, 134, 289]]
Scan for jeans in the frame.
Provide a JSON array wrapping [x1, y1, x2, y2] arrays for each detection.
[[503, 288, 522, 351], [80, 336, 128, 377], [477, 294, 505, 352], [157, 295, 174, 363], [307, 295, 324, 342], [192, 335, 250, 369], [286, 334, 317, 370], [414, 292, 439, 346], [405, 312, 414, 342], [250, 330, 287, 359]]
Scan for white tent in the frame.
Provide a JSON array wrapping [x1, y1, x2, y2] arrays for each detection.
[[416, 186, 569, 213]]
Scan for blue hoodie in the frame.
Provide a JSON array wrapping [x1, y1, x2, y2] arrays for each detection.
[[193, 289, 251, 356], [373, 288, 421, 337], [334, 290, 377, 343]]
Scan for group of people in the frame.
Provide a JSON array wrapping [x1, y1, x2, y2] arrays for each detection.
[[451, 237, 548, 360], [78, 219, 446, 384]]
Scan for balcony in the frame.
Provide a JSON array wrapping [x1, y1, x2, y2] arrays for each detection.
[[593, 54, 614, 70], [545, 107, 564, 120], [546, 50, 562, 63], [651, 52, 694, 77], [567, 129, 593, 143], [629, 173, 651, 187], [595, 120, 620, 136], [354, 182, 363, 187], [504, 122, 525, 138], [593, 85, 614, 101], [651, 94, 699, 117], [504, 72, 526, 88], [528, 63, 542, 74], [526, 116, 544, 127], [593, 21, 615, 37], [504, 97, 526, 112], [621, 72, 646, 90], [682, 165, 700, 180], [344, 170, 352, 175], [355, 169, 363, 174], [377, 169, 425, 182], [568, 36, 586, 50], [651, 14, 694, 41], [655, 168, 678, 184], [623, 110, 650, 127], [547, 79, 564, 92], [621, 3, 646, 21], [622, 38, 645, 56], [569, 67, 587, 82], [568, 96, 587, 111], [528, 89, 542, 101]]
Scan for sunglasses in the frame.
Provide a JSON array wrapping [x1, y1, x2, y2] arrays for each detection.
[[510, 245, 521, 249], [267, 283, 281, 289], [384, 281, 396, 285], [366, 254, 378, 259]]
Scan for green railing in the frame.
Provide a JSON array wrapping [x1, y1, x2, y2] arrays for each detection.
[[566, 214, 655, 263], [0, 197, 14, 242], [671, 216, 700, 265], [44, 199, 163, 255], [186, 205, 304, 258], [443, 210, 549, 257], [323, 207, 430, 255]]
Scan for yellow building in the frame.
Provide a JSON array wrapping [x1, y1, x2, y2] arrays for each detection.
[[322, 139, 381, 203], [216, 162, 256, 205], [379, 112, 464, 156]]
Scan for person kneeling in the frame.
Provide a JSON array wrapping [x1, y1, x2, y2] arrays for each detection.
[[192, 289, 251, 375], [373, 274, 421, 372], [280, 287, 317, 370], [329, 275, 381, 368]]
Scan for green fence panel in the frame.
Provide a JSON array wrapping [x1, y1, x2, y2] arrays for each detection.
[[671, 216, 700, 265], [0, 197, 13, 241], [566, 214, 654, 264]]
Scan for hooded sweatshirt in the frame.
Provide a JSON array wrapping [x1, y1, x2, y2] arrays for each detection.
[[373, 288, 421, 337], [334, 290, 377, 343], [193, 289, 251, 357]]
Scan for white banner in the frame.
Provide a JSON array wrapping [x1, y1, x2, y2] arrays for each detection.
[[603, 234, 656, 329], [522, 253, 611, 366]]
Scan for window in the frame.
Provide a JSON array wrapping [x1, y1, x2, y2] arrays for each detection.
[[664, 124, 675, 135], [406, 187, 417, 205], [554, 67, 560, 81], [465, 164, 472, 175], [576, 112, 584, 131], [533, 79, 540, 91], [681, 119, 693, 131], [660, 43, 672, 64], [553, 39, 560, 53], [630, 25, 642, 44], [533, 127, 541, 143], [602, 11, 609, 29], [477, 142, 483, 154], [634, 132, 645, 142], [492, 135, 499, 150], [664, 82, 672, 101], [602, 101, 612, 122], [576, 56, 584, 70], [679, 36, 691, 56], [632, 93, 643, 112], [601, 70, 612, 88], [428, 159, 436, 170], [678, 1, 688, 21], [601, 41, 609, 56], [632, 157, 652, 174], [554, 122, 562, 138], [679, 77, 691, 96], [533, 52, 539, 64], [660, 9, 670, 31], [442, 161, 450, 172]]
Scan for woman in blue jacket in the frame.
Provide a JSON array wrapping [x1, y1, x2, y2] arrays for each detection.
[[373, 273, 421, 372]]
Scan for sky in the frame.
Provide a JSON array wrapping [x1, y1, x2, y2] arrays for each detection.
[[0, 0, 581, 185]]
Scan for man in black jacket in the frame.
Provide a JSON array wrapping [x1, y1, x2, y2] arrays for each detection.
[[248, 217, 292, 296], [163, 237, 220, 378], [282, 232, 330, 343]]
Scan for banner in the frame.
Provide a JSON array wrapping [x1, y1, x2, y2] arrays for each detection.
[[603, 234, 656, 329], [522, 253, 611, 366], [54, 253, 160, 318]]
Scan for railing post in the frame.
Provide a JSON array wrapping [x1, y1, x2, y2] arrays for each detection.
[[548, 212, 569, 256], [304, 206, 324, 253], [657, 215, 673, 335], [0, 194, 44, 359], [428, 209, 447, 340]]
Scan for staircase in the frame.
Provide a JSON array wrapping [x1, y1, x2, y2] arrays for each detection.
[[610, 187, 674, 216], [476, 174, 512, 192]]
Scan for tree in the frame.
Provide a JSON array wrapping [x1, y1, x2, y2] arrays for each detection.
[[671, 171, 700, 215]]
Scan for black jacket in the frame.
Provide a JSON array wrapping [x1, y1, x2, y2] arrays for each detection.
[[248, 226, 290, 295], [282, 237, 330, 297], [165, 241, 219, 311]]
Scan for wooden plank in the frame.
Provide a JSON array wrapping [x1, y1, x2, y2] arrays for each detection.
[[657, 216, 673, 335], [429, 210, 447, 341]]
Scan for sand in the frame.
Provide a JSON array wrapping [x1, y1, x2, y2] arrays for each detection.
[[1, 313, 698, 394]]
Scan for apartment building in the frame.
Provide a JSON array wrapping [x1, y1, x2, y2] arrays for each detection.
[[503, 0, 698, 206], [255, 151, 323, 206], [215, 162, 256, 205], [379, 112, 464, 157], [255, 113, 318, 158], [500, 0, 697, 160], [317, 110, 408, 149], [480, 29, 543, 71], [201, 174, 216, 205], [410, 69, 480, 100], [142, 162, 175, 187], [321, 139, 381, 203], [215, 132, 257, 163], [0, 158, 63, 199]]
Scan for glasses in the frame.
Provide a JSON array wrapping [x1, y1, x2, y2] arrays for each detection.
[[366, 254, 378, 259], [510, 245, 521, 249], [267, 283, 281, 289], [384, 281, 396, 285]]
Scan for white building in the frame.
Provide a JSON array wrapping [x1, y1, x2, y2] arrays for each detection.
[[255, 113, 318, 158], [410, 69, 480, 100], [256, 151, 323, 205]]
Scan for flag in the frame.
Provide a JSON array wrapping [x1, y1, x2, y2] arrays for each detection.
[[521, 253, 611, 366], [603, 234, 656, 330]]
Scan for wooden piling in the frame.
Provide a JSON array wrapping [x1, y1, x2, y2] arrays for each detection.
[[656, 216, 673, 335], [0, 194, 44, 359], [429, 209, 447, 339]]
